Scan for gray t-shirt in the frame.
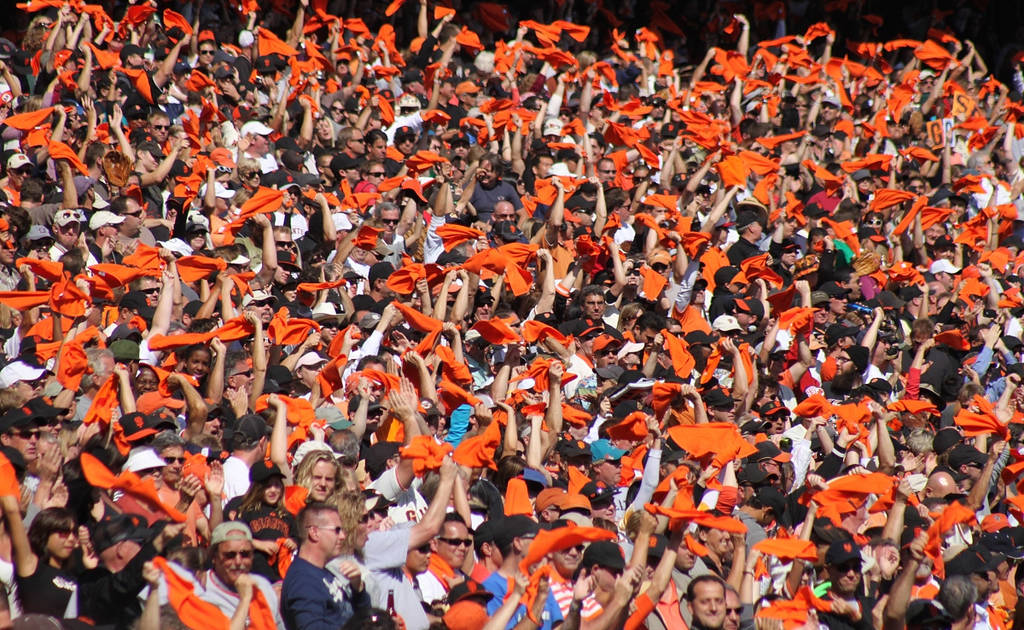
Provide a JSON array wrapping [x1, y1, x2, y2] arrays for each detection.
[[365, 527, 429, 630]]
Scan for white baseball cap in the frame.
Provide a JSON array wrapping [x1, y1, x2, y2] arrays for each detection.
[[89, 210, 126, 230], [0, 360, 46, 389], [295, 352, 327, 370], [53, 209, 84, 228], [239, 120, 273, 137], [123, 448, 167, 474], [332, 213, 353, 232], [929, 259, 961, 275], [158, 238, 192, 257], [542, 118, 563, 137], [712, 314, 743, 333], [6, 153, 30, 170]]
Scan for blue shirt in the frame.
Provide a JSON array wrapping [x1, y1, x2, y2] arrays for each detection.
[[281, 556, 369, 630], [481, 571, 563, 630]]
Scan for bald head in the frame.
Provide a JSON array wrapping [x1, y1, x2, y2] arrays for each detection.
[[925, 470, 956, 498]]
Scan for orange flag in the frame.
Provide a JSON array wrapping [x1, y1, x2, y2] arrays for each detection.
[[153, 556, 231, 629], [2, 107, 55, 130]]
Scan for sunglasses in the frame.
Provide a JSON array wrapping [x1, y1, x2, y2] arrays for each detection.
[[152, 124, 169, 130], [14, 429, 39, 439], [438, 537, 473, 547], [414, 544, 431, 553], [219, 549, 254, 560], [368, 171, 386, 177], [310, 525, 343, 536], [199, 49, 216, 55], [33, 239, 54, 248], [381, 218, 399, 225], [241, 171, 260, 179], [163, 456, 186, 464]]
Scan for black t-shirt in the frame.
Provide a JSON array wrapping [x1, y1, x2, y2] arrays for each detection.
[[224, 497, 297, 581], [16, 563, 75, 616]]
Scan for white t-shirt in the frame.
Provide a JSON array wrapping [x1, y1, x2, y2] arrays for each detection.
[[369, 467, 427, 525], [222, 456, 251, 504]]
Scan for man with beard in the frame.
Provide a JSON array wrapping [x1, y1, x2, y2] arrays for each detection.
[[824, 345, 869, 400]]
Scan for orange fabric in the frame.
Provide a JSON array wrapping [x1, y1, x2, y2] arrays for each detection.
[[639, 266, 668, 299], [393, 301, 443, 332], [504, 478, 533, 516], [0, 452, 20, 497], [2, 107, 55, 130], [665, 422, 757, 467], [955, 395, 1010, 439], [399, 435, 453, 476], [645, 504, 749, 533], [567, 467, 590, 495], [753, 538, 818, 561], [257, 27, 298, 56], [521, 321, 569, 345], [607, 411, 649, 441], [519, 525, 616, 573], [470, 317, 522, 345], [661, 330, 695, 377], [452, 420, 501, 469], [0, 291, 49, 311], [162, 9, 193, 36], [436, 224, 484, 251], [175, 256, 227, 282], [48, 140, 89, 175], [80, 453, 187, 522], [153, 556, 231, 629]]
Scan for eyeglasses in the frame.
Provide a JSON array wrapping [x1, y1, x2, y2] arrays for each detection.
[[152, 124, 169, 130], [310, 525, 343, 536], [276, 241, 296, 249], [598, 348, 617, 356], [199, 49, 216, 55], [381, 218, 399, 225], [14, 429, 39, 439], [124, 211, 142, 218], [438, 537, 473, 547], [651, 263, 668, 272], [219, 549, 254, 560], [368, 171, 386, 177], [413, 543, 431, 553], [33, 239, 54, 249], [331, 107, 345, 114], [350, 137, 365, 143], [231, 370, 253, 378], [142, 287, 160, 294], [163, 456, 186, 464], [240, 170, 259, 179], [598, 168, 616, 174], [727, 607, 742, 615]]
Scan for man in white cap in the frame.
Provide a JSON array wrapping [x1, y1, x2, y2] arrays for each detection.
[[49, 209, 85, 262], [237, 120, 278, 173], [88, 210, 126, 264], [2, 153, 32, 205]]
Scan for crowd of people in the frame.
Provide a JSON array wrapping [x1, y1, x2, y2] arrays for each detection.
[[0, 0, 1023, 629]]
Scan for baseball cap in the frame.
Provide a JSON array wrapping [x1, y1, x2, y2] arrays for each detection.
[[239, 120, 273, 137], [712, 314, 743, 333], [88, 210, 125, 231], [295, 352, 327, 370], [53, 209, 84, 227], [455, 81, 480, 95], [929, 259, 961, 275], [948, 444, 986, 469], [6, 153, 30, 170], [123, 448, 167, 473], [579, 541, 625, 572], [945, 547, 1000, 576], [0, 360, 46, 389], [211, 521, 254, 546], [591, 439, 626, 463], [249, 460, 285, 483], [542, 118, 563, 136], [91, 513, 155, 552], [825, 539, 860, 565], [232, 414, 269, 447]]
